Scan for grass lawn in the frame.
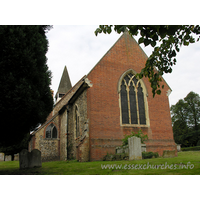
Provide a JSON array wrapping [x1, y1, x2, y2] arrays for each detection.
[[0, 151, 199, 175]]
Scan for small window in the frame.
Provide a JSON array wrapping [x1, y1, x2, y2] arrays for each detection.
[[59, 93, 65, 98], [45, 123, 57, 139]]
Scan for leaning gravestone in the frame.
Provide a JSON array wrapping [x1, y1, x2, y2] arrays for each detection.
[[128, 136, 142, 160], [19, 149, 42, 169]]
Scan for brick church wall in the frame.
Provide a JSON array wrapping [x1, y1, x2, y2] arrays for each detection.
[[87, 32, 176, 161]]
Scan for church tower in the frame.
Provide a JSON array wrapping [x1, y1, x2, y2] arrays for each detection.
[[55, 66, 72, 103]]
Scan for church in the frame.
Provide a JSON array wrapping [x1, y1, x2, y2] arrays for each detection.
[[29, 31, 177, 162]]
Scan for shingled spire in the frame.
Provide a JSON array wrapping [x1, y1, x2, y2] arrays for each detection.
[[55, 66, 72, 102]]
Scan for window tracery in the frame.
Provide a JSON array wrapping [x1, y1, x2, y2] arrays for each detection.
[[119, 71, 147, 126]]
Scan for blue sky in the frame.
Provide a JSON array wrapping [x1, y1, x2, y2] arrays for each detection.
[[46, 25, 200, 106]]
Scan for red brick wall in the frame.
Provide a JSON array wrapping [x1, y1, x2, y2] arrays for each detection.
[[87, 32, 176, 161]]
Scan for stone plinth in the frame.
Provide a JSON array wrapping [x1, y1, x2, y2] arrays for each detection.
[[163, 150, 176, 158]]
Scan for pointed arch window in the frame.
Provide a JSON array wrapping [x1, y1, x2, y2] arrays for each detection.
[[45, 123, 58, 139], [119, 71, 147, 126]]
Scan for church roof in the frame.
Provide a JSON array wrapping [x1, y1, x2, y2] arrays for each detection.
[[31, 75, 87, 136], [55, 66, 72, 98]]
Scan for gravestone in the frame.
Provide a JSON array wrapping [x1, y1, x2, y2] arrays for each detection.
[[177, 144, 181, 152], [14, 154, 19, 161], [128, 136, 142, 160], [19, 149, 29, 169], [0, 153, 4, 161], [19, 149, 42, 169], [29, 149, 42, 168], [141, 144, 146, 152], [5, 155, 11, 161], [116, 145, 129, 154]]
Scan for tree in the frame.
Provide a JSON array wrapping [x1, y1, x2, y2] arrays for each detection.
[[171, 91, 200, 146], [173, 120, 189, 147], [171, 99, 188, 125], [95, 25, 200, 96], [0, 132, 31, 161], [0, 25, 54, 148], [184, 91, 200, 130]]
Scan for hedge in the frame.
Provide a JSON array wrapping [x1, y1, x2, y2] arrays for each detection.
[[181, 146, 200, 151]]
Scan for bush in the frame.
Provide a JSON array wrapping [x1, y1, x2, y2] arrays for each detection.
[[122, 129, 148, 146], [181, 146, 200, 151], [142, 152, 159, 159]]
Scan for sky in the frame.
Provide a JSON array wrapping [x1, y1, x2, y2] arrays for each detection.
[[46, 25, 200, 106]]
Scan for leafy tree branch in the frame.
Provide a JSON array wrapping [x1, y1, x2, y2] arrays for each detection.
[[95, 25, 200, 96]]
